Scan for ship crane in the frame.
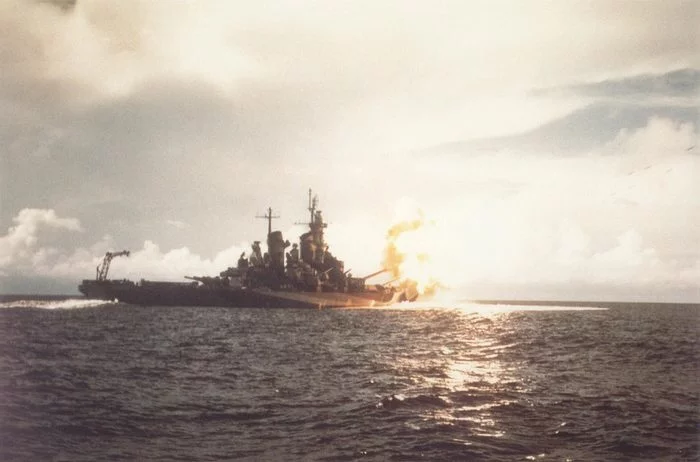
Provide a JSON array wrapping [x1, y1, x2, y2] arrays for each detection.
[[96, 250, 130, 281]]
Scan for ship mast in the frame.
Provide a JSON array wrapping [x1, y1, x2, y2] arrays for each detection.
[[256, 207, 279, 236], [297, 189, 327, 246], [307, 188, 316, 224]]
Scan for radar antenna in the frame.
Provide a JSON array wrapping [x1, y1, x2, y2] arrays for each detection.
[[295, 188, 327, 229], [96, 250, 130, 281], [308, 188, 318, 224]]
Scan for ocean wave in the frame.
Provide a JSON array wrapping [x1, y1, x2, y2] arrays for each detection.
[[376, 393, 452, 409], [1, 300, 695, 461]]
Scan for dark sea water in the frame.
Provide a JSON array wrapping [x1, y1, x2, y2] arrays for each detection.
[[0, 296, 698, 461]]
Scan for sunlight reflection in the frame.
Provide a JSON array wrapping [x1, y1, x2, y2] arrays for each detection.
[[378, 300, 606, 438], [454, 303, 608, 314], [394, 307, 527, 437], [377, 298, 608, 314]]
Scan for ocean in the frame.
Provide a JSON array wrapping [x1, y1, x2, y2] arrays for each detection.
[[0, 297, 697, 461]]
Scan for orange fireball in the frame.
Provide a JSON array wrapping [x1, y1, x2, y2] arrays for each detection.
[[383, 201, 441, 295]]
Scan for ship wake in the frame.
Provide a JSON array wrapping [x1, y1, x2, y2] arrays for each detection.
[[0, 298, 117, 310]]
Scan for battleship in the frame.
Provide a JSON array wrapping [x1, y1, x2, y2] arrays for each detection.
[[78, 190, 419, 308]]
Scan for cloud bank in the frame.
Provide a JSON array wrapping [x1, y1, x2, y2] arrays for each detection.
[[0, 207, 247, 287], [2, 117, 698, 301]]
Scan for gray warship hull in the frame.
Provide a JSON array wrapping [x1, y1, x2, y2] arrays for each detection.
[[79, 279, 408, 309], [78, 279, 136, 300]]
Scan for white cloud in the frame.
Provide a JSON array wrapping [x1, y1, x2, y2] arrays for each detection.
[[4, 1, 694, 126], [0, 207, 247, 285], [606, 117, 697, 171], [0, 208, 82, 269], [107, 240, 247, 281], [165, 219, 188, 229], [1, 0, 258, 99]]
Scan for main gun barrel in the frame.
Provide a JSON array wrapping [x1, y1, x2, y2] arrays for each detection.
[[361, 269, 389, 281]]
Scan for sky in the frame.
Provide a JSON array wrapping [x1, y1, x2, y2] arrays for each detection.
[[0, 0, 698, 301]]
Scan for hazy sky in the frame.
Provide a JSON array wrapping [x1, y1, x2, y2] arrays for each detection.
[[1, 0, 698, 301]]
